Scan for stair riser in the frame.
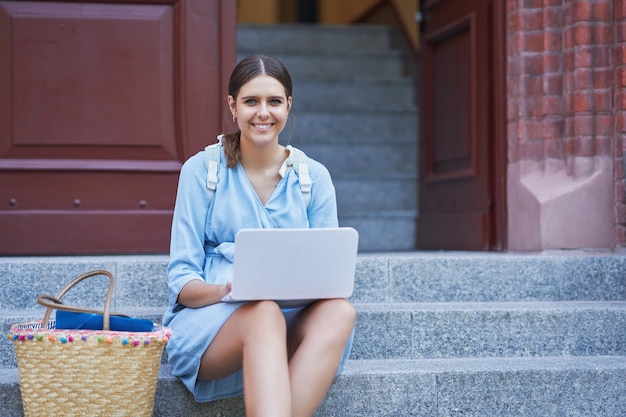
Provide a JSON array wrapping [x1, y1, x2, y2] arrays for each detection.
[[284, 112, 418, 143], [335, 178, 417, 213], [4, 361, 624, 417], [3, 303, 625, 369], [299, 143, 417, 177], [1, 255, 624, 309], [351, 304, 626, 360], [236, 53, 407, 81], [340, 215, 417, 252], [237, 25, 396, 54], [294, 81, 415, 111]]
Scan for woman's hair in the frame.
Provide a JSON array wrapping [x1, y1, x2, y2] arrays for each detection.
[[222, 54, 293, 168]]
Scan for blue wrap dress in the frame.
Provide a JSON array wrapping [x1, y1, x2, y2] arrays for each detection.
[[163, 144, 354, 402]]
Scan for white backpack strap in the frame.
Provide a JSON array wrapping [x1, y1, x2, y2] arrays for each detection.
[[296, 162, 312, 206], [285, 146, 312, 207], [205, 135, 224, 203]]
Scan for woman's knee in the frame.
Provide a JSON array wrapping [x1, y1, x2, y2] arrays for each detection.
[[323, 299, 356, 326], [242, 300, 286, 336]]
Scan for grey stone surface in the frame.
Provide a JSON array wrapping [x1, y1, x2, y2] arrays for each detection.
[[237, 24, 397, 55]]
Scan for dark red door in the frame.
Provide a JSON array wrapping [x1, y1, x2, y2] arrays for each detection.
[[417, 0, 505, 250], [0, 0, 236, 254]]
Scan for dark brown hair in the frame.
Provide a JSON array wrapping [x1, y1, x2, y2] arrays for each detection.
[[222, 54, 293, 168]]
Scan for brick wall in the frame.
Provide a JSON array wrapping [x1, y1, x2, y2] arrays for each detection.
[[507, 0, 624, 249]]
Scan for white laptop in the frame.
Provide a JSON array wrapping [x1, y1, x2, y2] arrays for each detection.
[[222, 227, 359, 307]]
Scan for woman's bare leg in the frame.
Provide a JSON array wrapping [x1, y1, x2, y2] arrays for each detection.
[[287, 299, 356, 417], [199, 301, 291, 417]]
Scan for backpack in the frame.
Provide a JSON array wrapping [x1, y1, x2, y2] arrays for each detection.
[[205, 135, 312, 206]]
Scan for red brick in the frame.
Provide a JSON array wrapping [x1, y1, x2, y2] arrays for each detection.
[[594, 90, 612, 111], [592, 2, 612, 22], [616, 22, 626, 44], [543, 53, 560, 72], [593, 136, 612, 156], [564, 26, 575, 49], [543, 95, 562, 114], [544, 138, 563, 158], [574, 68, 594, 88], [525, 75, 543, 95], [563, 137, 576, 156], [573, 91, 593, 112], [508, 11, 522, 33], [573, 1, 592, 21], [615, 0, 625, 20], [573, 114, 594, 135], [519, 138, 545, 160], [593, 68, 614, 89], [574, 24, 593, 45], [522, 54, 544, 74], [618, 68, 626, 88], [616, 44, 626, 66], [522, 9, 545, 31], [617, 111, 626, 133], [544, 73, 563, 94], [594, 114, 614, 136], [523, 119, 543, 139], [523, 0, 544, 10], [543, 7, 562, 29], [542, 116, 564, 137], [575, 136, 595, 156], [523, 32, 545, 52], [574, 47, 594, 67], [594, 24, 614, 45], [544, 30, 562, 50]]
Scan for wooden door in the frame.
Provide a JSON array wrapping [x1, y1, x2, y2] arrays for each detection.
[[0, 0, 236, 254], [417, 0, 505, 250]]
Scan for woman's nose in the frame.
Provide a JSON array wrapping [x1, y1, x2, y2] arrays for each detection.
[[258, 104, 269, 118]]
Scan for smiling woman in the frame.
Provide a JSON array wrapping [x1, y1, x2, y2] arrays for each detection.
[[162, 54, 356, 417]]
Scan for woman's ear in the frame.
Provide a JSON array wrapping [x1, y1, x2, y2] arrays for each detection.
[[287, 96, 292, 113], [227, 95, 237, 119]]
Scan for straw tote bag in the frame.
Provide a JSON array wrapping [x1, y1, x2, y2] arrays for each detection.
[[8, 270, 170, 417]]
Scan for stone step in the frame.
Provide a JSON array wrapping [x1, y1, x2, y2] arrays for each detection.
[[3, 301, 624, 368], [236, 52, 407, 81], [2, 356, 625, 416], [284, 111, 418, 144], [340, 213, 417, 252], [237, 24, 399, 55], [300, 142, 417, 178], [1, 254, 623, 310], [334, 177, 417, 213], [293, 79, 415, 111]]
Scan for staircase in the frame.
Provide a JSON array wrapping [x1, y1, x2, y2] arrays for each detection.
[[1, 253, 625, 416], [2, 25, 625, 417], [237, 24, 418, 252]]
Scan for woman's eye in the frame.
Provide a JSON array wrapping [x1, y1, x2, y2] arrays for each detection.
[[244, 99, 256, 105], [270, 99, 283, 105]]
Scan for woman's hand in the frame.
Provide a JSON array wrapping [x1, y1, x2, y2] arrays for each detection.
[[178, 280, 232, 308]]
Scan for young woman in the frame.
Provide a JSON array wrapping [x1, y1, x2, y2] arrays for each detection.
[[163, 54, 356, 417]]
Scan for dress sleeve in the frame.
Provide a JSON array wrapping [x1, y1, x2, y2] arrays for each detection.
[[306, 160, 339, 228], [166, 153, 209, 305]]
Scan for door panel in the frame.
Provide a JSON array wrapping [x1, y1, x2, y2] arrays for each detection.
[[417, 0, 499, 250], [0, 0, 236, 254]]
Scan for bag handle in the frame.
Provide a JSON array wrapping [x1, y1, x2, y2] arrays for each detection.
[[37, 269, 126, 331]]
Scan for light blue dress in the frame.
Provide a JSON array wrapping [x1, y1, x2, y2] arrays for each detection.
[[163, 144, 354, 402]]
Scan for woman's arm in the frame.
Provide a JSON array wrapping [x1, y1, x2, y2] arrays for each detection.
[[177, 280, 231, 308], [167, 153, 227, 309]]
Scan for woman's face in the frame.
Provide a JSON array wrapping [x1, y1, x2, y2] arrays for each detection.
[[229, 75, 292, 148]]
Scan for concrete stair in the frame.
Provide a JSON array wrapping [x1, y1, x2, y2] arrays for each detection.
[[1, 253, 625, 416], [237, 24, 418, 252]]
